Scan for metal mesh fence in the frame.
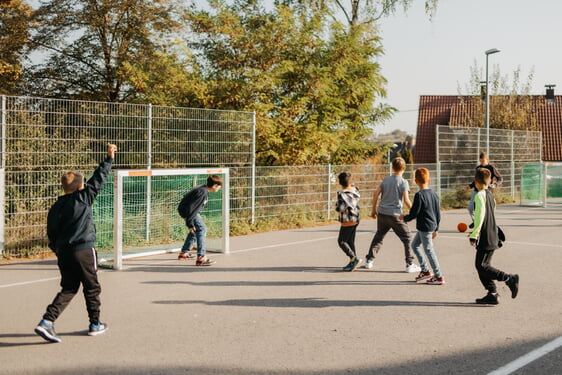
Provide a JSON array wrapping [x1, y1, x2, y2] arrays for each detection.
[[0, 96, 545, 259], [0, 95, 254, 258]]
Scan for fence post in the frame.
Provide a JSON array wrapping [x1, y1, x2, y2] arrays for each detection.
[[511, 130, 515, 199], [477, 128, 480, 156], [435, 126, 442, 199], [327, 164, 331, 220], [145, 104, 153, 241], [542, 162, 548, 208], [0, 95, 5, 257], [250, 111, 256, 224]]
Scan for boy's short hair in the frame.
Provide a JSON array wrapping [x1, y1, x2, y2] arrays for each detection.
[[414, 168, 430, 184], [391, 157, 406, 172], [479, 151, 488, 159], [61, 171, 84, 194], [475, 167, 491, 185], [206, 175, 223, 188], [338, 172, 352, 187]]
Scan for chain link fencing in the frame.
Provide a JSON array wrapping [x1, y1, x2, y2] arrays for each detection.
[[0, 97, 544, 258]]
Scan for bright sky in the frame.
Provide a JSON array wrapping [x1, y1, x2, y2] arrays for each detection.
[[377, 0, 562, 136]]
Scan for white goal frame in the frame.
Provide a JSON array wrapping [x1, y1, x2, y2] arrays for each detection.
[[109, 168, 230, 270]]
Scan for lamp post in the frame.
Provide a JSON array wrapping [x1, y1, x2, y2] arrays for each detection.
[[485, 48, 500, 155]]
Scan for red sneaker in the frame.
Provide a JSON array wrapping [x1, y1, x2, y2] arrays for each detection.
[[196, 256, 215, 266], [426, 276, 445, 285], [178, 252, 194, 260], [415, 271, 432, 282]]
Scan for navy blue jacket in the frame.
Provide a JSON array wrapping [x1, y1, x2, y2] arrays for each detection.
[[180, 184, 209, 228], [404, 189, 441, 232]]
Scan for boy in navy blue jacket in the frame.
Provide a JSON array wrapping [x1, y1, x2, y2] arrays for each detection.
[[177, 175, 222, 265], [404, 168, 445, 285], [35, 143, 117, 343], [469, 168, 519, 305]]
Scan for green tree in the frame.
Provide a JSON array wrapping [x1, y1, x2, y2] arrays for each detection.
[[184, 0, 393, 165], [0, 0, 33, 95], [26, 0, 185, 102], [457, 62, 541, 131]]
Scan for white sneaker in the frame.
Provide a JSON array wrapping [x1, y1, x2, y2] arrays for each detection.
[[363, 259, 374, 269], [406, 264, 421, 273]]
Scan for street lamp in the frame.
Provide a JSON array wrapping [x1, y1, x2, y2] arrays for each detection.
[[485, 48, 500, 155]]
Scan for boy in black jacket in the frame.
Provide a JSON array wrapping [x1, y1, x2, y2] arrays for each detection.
[[177, 175, 222, 266], [34, 143, 117, 343], [469, 168, 519, 305]]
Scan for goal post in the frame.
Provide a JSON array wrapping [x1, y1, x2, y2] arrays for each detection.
[[97, 168, 229, 270]]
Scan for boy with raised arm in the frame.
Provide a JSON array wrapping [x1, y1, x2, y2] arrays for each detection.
[[35, 143, 117, 343]]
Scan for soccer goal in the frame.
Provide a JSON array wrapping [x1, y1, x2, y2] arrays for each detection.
[[95, 168, 229, 270], [520, 162, 562, 207]]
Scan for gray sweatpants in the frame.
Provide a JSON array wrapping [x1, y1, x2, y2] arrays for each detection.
[[366, 213, 414, 265]]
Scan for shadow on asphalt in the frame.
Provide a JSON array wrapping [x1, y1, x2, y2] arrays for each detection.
[[9, 335, 559, 375], [152, 297, 490, 309]]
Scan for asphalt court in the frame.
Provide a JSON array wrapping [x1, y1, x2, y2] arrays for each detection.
[[1, 204, 561, 374]]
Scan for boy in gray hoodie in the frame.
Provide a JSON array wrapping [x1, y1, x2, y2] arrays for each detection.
[[335, 172, 361, 271]]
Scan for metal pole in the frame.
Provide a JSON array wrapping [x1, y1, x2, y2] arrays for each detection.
[[327, 164, 331, 220], [114, 172, 123, 270], [250, 111, 256, 224], [485, 53, 490, 155], [435, 125, 441, 198], [0, 96, 5, 257], [511, 130, 515, 199], [145, 104, 153, 241], [484, 48, 500, 156], [542, 162, 548, 208], [223, 168, 230, 253]]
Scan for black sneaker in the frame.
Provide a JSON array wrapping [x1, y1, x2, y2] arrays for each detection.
[[469, 222, 474, 229], [506, 274, 519, 299], [476, 293, 499, 305], [34, 320, 61, 343], [88, 321, 109, 336]]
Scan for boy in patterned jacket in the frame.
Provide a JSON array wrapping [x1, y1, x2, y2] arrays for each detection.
[[335, 172, 361, 271]]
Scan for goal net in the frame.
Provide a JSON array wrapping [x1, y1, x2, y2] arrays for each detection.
[[93, 168, 229, 270], [520, 162, 562, 207]]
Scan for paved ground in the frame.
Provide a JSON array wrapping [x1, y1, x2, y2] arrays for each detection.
[[1, 204, 561, 374]]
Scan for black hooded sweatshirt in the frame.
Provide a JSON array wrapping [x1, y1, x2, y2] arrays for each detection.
[[47, 157, 113, 252]]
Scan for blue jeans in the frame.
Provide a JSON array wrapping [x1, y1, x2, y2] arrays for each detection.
[[468, 190, 477, 220], [181, 214, 206, 257], [411, 231, 442, 278]]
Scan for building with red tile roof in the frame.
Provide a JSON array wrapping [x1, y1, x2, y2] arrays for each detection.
[[415, 95, 562, 163]]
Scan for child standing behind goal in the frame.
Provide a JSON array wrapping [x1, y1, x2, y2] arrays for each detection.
[[335, 172, 362, 271], [177, 175, 223, 266], [34, 143, 117, 343]]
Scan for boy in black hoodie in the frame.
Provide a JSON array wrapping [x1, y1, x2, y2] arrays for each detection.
[[469, 168, 519, 305], [34, 143, 117, 343]]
